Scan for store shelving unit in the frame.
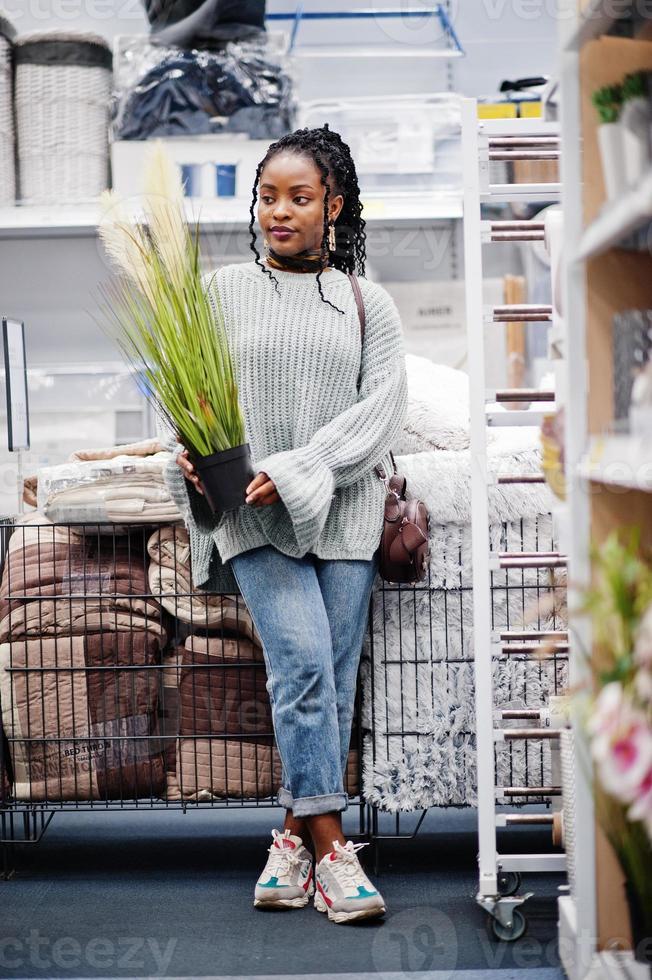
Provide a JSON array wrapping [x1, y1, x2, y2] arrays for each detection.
[[558, 0, 652, 976], [579, 434, 652, 491], [0, 195, 463, 240], [266, 4, 464, 59], [461, 99, 566, 942], [578, 171, 652, 259]]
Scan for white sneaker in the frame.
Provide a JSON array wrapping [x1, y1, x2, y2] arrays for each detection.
[[254, 828, 315, 909], [314, 839, 386, 923]]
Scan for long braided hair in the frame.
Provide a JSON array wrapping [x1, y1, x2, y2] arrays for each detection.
[[248, 123, 366, 316]]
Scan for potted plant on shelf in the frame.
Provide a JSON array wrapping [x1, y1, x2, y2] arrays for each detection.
[[96, 142, 254, 515], [578, 528, 652, 968], [621, 71, 652, 189], [592, 82, 626, 202]]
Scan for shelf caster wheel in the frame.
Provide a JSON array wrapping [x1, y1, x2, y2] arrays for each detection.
[[490, 908, 527, 942], [497, 871, 521, 897]]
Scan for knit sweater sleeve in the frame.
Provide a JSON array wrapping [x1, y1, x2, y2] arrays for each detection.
[[254, 281, 408, 553]]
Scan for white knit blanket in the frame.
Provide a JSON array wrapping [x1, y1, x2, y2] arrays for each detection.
[[360, 428, 567, 812]]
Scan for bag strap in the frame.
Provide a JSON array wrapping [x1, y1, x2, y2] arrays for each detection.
[[348, 271, 366, 338], [347, 272, 397, 481]]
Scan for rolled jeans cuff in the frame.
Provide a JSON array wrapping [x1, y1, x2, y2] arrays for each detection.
[[277, 787, 349, 817]]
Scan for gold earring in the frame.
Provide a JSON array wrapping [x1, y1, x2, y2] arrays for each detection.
[[263, 237, 270, 256], [328, 222, 336, 251]]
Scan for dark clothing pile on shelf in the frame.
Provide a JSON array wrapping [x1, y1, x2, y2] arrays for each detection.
[[112, 40, 294, 140], [142, 0, 266, 49]]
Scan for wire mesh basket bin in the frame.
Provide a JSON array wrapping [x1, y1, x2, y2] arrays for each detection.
[[361, 512, 567, 818], [14, 31, 112, 205], [0, 508, 566, 878], [0, 515, 364, 877]]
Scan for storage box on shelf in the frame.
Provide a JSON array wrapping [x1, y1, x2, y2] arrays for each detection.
[[14, 31, 112, 206]]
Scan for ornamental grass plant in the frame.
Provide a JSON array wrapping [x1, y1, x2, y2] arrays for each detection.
[[96, 141, 246, 460]]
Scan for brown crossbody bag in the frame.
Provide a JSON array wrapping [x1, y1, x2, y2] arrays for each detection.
[[347, 273, 431, 584]]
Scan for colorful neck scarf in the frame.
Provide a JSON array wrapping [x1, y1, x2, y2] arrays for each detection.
[[264, 243, 330, 274]]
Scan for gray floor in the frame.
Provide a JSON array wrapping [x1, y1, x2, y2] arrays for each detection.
[[1, 804, 567, 979]]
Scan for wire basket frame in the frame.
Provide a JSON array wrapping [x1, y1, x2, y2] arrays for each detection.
[[0, 518, 362, 813], [361, 513, 568, 815], [0, 510, 566, 875]]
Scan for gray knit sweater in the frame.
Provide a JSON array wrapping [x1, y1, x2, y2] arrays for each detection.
[[161, 260, 408, 593]]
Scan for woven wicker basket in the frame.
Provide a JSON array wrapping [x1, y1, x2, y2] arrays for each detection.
[[0, 11, 16, 206], [15, 30, 112, 205]]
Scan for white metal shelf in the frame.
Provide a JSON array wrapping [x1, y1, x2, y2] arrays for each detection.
[[578, 433, 652, 491], [0, 195, 463, 239], [577, 171, 652, 260], [481, 183, 561, 204], [462, 97, 564, 944]]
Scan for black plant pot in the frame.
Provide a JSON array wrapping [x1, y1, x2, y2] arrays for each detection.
[[624, 881, 652, 972], [191, 442, 255, 515]]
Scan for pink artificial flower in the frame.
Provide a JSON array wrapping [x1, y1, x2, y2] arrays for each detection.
[[590, 685, 652, 804], [587, 682, 625, 741]]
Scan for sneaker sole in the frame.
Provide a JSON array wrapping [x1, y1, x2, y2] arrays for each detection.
[[254, 880, 315, 910], [254, 892, 312, 910], [314, 887, 386, 923]]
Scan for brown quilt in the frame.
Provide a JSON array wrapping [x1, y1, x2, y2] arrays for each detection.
[[0, 533, 164, 643], [176, 634, 278, 800], [0, 632, 166, 801]]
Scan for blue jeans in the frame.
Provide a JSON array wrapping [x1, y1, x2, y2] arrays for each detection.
[[228, 544, 379, 818]]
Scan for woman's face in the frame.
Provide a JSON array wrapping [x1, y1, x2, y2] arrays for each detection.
[[257, 151, 344, 257]]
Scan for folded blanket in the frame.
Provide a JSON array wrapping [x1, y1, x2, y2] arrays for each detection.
[[69, 438, 167, 463], [176, 639, 276, 800], [0, 633, 166, 801], [0, 523, 164, 643], [147, 526, 262, 641], [360, 435, 566, 812], [7, 512, 81, 555], [184, 634, 264, 663], [24, 439, 170, 511], [172, 635, 359, 800], [37, 451, 181, 525], [158, 647, 184, 801], [0, 599, 165, 643]]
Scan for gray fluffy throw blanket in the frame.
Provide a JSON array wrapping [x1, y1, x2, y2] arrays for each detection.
[[360, 428, 567, 812]]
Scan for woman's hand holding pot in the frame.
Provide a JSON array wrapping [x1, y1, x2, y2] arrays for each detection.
[[177, 448, 205, 495], [245, 471, 280, 506]]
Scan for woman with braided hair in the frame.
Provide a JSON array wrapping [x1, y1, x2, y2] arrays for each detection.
[[167, 124, 407, 924]]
